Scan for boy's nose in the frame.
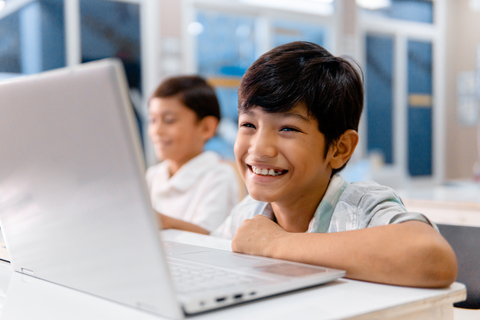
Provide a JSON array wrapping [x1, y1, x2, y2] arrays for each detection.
[[152, 122, 165, 135], [248, 130, 277, 158]]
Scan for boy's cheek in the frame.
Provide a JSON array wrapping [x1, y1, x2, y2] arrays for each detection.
[[148, 125, 161, 138], [233, 139, 245, 157]]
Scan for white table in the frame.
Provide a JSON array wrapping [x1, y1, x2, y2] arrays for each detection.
[[397, 182, 480, 227], [0, 230, 466, 320]]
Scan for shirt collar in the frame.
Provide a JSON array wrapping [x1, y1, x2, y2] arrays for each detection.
[[157, 151, 220, 192], [260, 174, 348, 233], [308, 174, 348, 233]]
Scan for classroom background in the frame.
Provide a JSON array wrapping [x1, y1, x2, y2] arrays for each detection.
[[2, 1, 480, 314], [1, 0, 480, 192]]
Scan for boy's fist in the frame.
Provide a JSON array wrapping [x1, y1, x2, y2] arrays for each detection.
[[231, 215, 286, 258]]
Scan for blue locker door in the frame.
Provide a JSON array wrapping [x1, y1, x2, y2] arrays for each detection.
[[366, 34, 394, 164], [407, 40, 433, 177]]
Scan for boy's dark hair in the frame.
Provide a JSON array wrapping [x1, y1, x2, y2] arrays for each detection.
[[239, 41, 363, 175], [151, 75, 221, 121]]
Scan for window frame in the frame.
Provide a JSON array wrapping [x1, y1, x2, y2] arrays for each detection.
[[358, 0, 446, 186]]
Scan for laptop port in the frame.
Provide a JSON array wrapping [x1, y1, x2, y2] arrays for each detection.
[[249, 291, 257, 296], [215, 297, 227, 303], [233, 294, 243, 299]]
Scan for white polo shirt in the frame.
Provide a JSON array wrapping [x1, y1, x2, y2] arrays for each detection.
[[146, 151, 239, 232]]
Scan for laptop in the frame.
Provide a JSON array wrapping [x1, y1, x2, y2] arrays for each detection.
[[0, 59, 345, 319]]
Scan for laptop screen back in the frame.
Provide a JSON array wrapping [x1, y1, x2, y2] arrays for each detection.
[[0, 60, 183, 318]]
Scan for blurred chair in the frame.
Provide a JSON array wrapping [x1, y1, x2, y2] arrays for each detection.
[[437, 224, 480, 319]]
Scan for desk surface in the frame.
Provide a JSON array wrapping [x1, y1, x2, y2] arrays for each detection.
[[0, 230, 466, 320], [397, 181, 480, 204], [397, 183, 480, 227]]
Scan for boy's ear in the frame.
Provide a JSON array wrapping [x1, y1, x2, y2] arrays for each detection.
[[198, 116, 219, 142], [329, 130, 359, 169]]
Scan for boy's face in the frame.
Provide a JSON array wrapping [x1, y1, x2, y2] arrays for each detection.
[[148, 97, 205, 168], [234, 104, 334, 205]]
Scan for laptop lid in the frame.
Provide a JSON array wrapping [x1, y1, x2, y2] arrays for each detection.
[[0, 59, 183, 319]]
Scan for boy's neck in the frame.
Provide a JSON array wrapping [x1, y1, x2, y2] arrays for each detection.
[[270, 180, 329, 233], [168, 151, 203, 177]]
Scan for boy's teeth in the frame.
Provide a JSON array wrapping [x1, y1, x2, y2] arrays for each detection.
[[252, 166, 281, 176]]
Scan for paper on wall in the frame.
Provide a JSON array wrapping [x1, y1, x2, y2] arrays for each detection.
[[457, 71, 479, 127]]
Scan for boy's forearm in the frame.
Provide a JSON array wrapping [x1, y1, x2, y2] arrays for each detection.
[[274, 223, 457, 288], [157, 212, 209, 235], [233, 217, 457, 288]]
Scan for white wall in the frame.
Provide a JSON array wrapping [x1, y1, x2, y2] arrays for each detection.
[[445, 0, 480, 180]]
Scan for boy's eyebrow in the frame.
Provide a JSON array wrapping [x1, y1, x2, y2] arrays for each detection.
[[240, 110, 310, 122], [240, 110, 255, 117], [149, 110, 175, 116], [282, 112, 310, 122]]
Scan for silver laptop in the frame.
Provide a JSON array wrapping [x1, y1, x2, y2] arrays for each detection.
[[0, 59, 345, 319]]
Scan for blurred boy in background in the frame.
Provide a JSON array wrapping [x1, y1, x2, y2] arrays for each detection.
[[147, 76, 239, 232]]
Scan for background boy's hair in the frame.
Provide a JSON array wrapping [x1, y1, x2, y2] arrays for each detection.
[[151, 75, 221, 121], [238, 41, 364, 175]]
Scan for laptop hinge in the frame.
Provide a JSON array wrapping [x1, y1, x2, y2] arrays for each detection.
[[136, 302, 158, 313], [21, 268, 35, 276]]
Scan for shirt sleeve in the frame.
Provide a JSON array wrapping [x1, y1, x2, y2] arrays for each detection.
[[387, 212, 439, 231], [145, 165, 155, 191], [209, 210, 237, 239], [355, 185, 437, 230], [210, 196, 262, 239], [188, 167, 239, 232]]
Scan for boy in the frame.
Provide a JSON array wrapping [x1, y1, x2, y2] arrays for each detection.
[[147, 76, 239, 232], [160, 42, 457, 288]]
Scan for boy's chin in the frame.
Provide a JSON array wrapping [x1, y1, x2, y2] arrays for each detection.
[[248, 189, 280, 203], [153, 149, 166, 161]]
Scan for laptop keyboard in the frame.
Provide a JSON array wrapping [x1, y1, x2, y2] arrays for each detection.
[[168, 260, 266, 294]]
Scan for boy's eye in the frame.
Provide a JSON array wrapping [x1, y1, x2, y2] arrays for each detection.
[[240, 122, 255, 129], [164, 117, 176, 124], [280, 127, 300, 132]]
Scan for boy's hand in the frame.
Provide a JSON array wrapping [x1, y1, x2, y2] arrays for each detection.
[[231, 215, 287, 257], [155, 211, 209, 235], [157, 212, 173, 229]]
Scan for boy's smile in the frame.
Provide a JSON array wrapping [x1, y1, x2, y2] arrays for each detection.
[[234, 104, 335, 211], [249, 165, 287, 176]]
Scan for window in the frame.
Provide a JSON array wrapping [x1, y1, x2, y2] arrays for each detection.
[[0, 0, 65, 76], [366, 34, 394, 164], [407, 40, 433, 176], [80, 0, 141, 92], [190, 5, 333, 159], [360, 0, 433, 24]]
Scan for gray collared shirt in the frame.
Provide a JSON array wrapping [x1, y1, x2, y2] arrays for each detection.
[[211, 175, 436, 239]]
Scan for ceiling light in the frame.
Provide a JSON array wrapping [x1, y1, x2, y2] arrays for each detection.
[[188, 22, 204, 36], [308, 0, 334, 4], [357, 0, 391, 10], [240, 0, 334, 16], [0, 1, 6, 12], [471, 0, 480, 11]]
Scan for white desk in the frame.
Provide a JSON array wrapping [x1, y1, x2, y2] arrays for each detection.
[[397, 183, 480, 227], [0, 230, 466, 320]]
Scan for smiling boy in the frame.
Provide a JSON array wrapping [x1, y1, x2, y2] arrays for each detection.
[[162, 42, 458, 288], [147, 76, 239, 232]]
